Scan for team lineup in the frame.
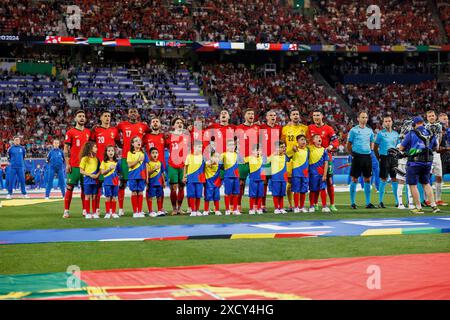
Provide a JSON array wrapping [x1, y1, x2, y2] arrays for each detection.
[[7, 107, 448, 218]]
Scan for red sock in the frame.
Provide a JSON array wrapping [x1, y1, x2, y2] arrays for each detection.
[[249, 198, 255, 211], [146, 197, 153, 212], [257, 198, 262, 209], [204, 201, 209, 212], [214, 200, 220, 211], [273, 196, 279, 209], [157, 197, 163, 211], [196, 198, 201, 211], [105, 200, 110, 214], [278, 196, 284, 209], [64, 189, 73, 210], [262, 184, 268, 208], [188, 198, 195, 211], [84, 199, 91, 213], [294, 193, 300, 208], [300, 193, 306, 208], [327, 183, 335, 205], [225, 195, 230, 210], [137, 194, 143, 212], [238, 184, 244, 207], [131, 195, 137, 213], [92, 198, 96, 213], [321, 189, 327, 206], [309, 192, 315, 206], [111, 199, 117, 213], [81, 191, 86, 210], [118, 188, 125, 209], [177, 187, 184, 208], [96, 187, 102, 210], [233, 194, 239, 211], [170, 188, 177, 209]]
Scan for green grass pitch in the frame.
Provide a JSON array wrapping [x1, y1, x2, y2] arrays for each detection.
[[0, 191, 449, 275]]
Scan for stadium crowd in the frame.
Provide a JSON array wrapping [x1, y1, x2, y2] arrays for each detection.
[[315, 0, 442, 45], [192, 0, 321, 43], [335, 80, 450, 130], [0, 0, 446, 45]]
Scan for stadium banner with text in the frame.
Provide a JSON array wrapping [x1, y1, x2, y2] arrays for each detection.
[[1, 35, 450, 52]]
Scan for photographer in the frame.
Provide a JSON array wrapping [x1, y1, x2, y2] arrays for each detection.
[[398, 116, 440, 214]]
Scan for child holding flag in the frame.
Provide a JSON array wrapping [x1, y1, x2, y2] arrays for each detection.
[[100, 145, 120, 219], [288, 135, 309, 213], [146, 147, 166, 217], [183, 142, 206, 217], [220, 140, 240, 215], [266, 141, 290, 214], [308, 135, 329, 213], [245, 144, 265, 215], [204, 152, 222, 216]]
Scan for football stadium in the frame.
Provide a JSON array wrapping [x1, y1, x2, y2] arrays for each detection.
[[0, 0, 449, 303]]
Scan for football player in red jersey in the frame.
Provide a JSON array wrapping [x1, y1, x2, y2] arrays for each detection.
[[307, 109, 340, 212], [235, 108, 260, 212], [165, 117, 190, 215], [116, 108, 150, 216], [203, 109, 236, 155], [259, 110, 282, 212], [63, 110, 91, 218], [143, 117, 166, 213], [89, 110, 119, 216]]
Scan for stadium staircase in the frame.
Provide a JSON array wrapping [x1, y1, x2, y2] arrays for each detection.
[[128, 68, 149, 104], [312, 71, 355, 118], [429, 0, 448, 43]]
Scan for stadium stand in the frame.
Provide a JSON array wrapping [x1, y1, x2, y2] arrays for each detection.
[[1, 0, 448, 44], [335, 80, 449, 130], [192, 0, 321, 43], [314, 0, 443, 45]]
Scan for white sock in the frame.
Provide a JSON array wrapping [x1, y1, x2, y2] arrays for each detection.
[[397, 183, 404, 206], [406, 185, 414, 205], [435, 182, 442, 201]]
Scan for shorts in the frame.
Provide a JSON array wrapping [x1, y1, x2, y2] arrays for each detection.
[[168, 165, 184, 185], [379, 155, 398, 180], [224, 177, 240, 195], [84, 183, 98, 195], [66, 167, 83, 186], [238, 163, 250, 181], [271, 180, 286, 197], [147, 185, 164, 198], [128, 179, 146, 192], [119, 158, 129, 181], [309, 175, 327, 192], [406, 162, 432, 186], [291, 176, 309, 193], [350, 153, 372, 179], [104, 185, 119, 198], [204, 185, 220, 201], [431, 152, 443, 177], [186, 182, 203, 198], [249, 180, 264, 198]]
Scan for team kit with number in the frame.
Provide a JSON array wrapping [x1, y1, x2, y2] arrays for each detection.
[[60, 108, 448, 219]]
